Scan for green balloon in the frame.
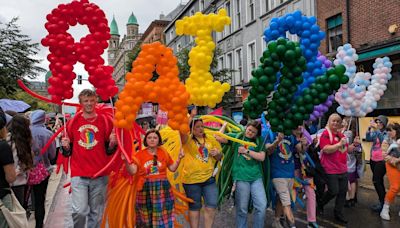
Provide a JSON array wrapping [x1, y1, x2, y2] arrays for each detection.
[[304, 94, 313, 103], [266, 83, 275, 91], [327, 68, 336, 76], [302, 88, 311, 95], [294, 47, 302, 57], [285, 59, 297, 68], [277, 38, 287, 45], [257, 85, 266, 92], [315, 84, 324, 92], [283, 119, 294, 130], [269, 100, 278, 110], [263, 57, 273, 66], [278, 87, 289, 95], [292, 66, 303, 77], [289, 85, 297, 93], [298, 106, 306, 114], [250, 77, 259, 87], [276, 45, 287, 57], [320, 75, 328, 84], [335, 64, 346, 75], [340, 75, 349, 84], [303, 113, 310, 120], [305, 103, 314, 112], [257, 93, 267, 101], [291, 105, 299, 114], [332, 81, 341, 90], [328, 74, 340, 85], [310, 89, 318, 97], [259, 56, 265, 63], [284, 129, 292, 136], [281, 79, 292, 88], [285, 72, 295, 80], [263, 67, 275, 76], [281, 66, 290, 76], [294, 112, 303, 121], [268, 109, 278, 118], [270, 52, 279, 61], [250, 98, 258, 106], [250, 112, 258, 119], [286, 41, 295, 50], [249, 87, 257, 95], [255, 68, 264, 78], [294, 76, 304, 84], [243, 101, 251, 110], [272, 61, 281, 70], [277, 125, 284, 133], [277, 96, 287, 105], [284, 50, 296, 61], [323, 82, 331, 90], [297, 56, 307, 67], [287, 113, 294, 120], [319, 92, 328, 101], [263, 50, 271, 58], [313, 98, 320, 105], [268, 41, 278, 52], [278, 112, 285, 119], [259, 76, 269, 86]]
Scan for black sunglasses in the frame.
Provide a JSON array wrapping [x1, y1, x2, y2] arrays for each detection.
[[375, 120, 382, 124], [153, 155, 158, 166]]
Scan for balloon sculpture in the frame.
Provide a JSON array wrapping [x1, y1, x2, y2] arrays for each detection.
[[175, 9, 231, 108], [41, 0, 118, 102], [114, 42, 190, 133], [334, 44, 392, 117]]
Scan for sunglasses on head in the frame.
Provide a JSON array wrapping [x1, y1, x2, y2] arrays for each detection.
[[153, 155, 158, 166]]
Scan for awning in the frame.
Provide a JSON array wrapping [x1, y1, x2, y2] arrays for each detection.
[[358, 43, 400, 61]]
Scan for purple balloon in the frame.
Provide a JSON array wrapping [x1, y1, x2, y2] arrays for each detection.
[[324, 60, 332, 68]]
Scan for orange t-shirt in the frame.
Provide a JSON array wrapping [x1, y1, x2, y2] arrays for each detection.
[[136, 147, 174, 179]]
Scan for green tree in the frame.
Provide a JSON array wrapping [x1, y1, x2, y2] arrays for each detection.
[[125, 41, 142, 73], [176, 46, 236, 109], [11, 90, 52, 112], [0, 17, 45, 97]]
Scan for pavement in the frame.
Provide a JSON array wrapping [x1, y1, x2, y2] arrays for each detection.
[[37, 164, 400, 228]]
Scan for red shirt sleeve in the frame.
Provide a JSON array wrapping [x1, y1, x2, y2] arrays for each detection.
[[319, 130, 331, 150]]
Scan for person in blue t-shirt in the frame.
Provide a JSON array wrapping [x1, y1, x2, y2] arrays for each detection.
[[266, 131, 298, 228]]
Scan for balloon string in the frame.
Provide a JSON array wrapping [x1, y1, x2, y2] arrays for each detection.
[[347, 116, 352, 131]]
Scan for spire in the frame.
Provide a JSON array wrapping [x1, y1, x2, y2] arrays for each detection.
[[127, 12, 138, 25], [110, 15, 119, 36]]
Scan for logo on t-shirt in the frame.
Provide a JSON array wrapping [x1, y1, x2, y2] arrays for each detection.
[[78, 124, 99, 149], [278, 139, 293, 162], [196, 145, 209, 163], [144, 160, 160, 175]]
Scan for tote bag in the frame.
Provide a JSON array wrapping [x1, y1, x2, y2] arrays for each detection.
[[0, 190, 28, 228]]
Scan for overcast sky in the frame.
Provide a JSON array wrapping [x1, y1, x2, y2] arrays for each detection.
[[0, 0, 184, 101]]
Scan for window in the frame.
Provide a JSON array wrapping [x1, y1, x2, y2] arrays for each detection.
[[235, 0, 241, 30], [235, 48, 243, 83], [200, 0, 205, 11], [247, 41, 256, 81], [177, 43, 181, 52], [261, 36, 266, 51], [190, 8, 195, 16], [226, 52, 233, 84], [262, 0, 270, 14], [169, 30, 174, 42], [225, 2, 232, 35], [327, 14, 343, 53], [218, 56, 224, 71], [247, 0, 255, 23]]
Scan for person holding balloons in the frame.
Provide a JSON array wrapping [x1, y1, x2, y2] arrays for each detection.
[[317, 113, 349, 224], [365, 115, 388, 212], [122, 129, 184, 227], [180, 109, 222, 228]]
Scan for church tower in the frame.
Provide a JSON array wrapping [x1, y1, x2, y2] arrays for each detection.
[[108, 16, 120, 65], [126, 13, 139, 38]]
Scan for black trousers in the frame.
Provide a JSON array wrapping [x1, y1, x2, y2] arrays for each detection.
[[11, 185, 28, 208], [370, 160, 386, 204], [321, 173, 348, 215], [33, 176, 49, 228]]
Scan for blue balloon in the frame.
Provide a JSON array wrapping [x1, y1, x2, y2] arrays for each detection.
[[270, 22, 279, 30], [302, 22, 311, 30], [295, 20, 302, 30], [293, 10, 302, 19], [309, 16, 317, 24], [310, 34, 319, 42], [307, 62, 315, 70], [319, 31, 326, 39], [310, 24, 320, 33], [301, 38, 310, 46], [302, 30, 311, 38]]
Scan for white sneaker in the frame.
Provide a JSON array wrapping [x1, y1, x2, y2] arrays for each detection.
[[380, 205, 390, 221]]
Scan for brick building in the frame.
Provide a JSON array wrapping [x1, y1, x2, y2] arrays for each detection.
[[317, 0, 400, 113]]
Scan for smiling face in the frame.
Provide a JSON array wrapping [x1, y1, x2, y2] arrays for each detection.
[[245, 125, 258, 139], [146, 132, 160, 148], [79, 95, 97, 115], [328, 114, 342, 132]]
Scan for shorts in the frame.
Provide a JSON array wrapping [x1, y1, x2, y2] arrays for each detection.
[[348, 171, 359, 183], [272, 178, 294, 207], [183, 177, 218, 211]]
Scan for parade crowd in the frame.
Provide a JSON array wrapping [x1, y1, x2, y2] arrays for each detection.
[[0, 89, 400, 228]]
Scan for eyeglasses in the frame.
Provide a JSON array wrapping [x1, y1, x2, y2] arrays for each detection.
[[375, 120, 382, 124], [153, 155, 158, 166]]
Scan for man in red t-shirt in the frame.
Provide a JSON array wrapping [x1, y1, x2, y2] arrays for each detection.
[[61, 89, 116, 228]]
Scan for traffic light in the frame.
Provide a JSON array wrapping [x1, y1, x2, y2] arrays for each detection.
[[77, 75, 82, 85]]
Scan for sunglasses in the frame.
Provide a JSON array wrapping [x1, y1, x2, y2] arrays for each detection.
[[153, 155, 158, 166], [375, 120, 382, 124]]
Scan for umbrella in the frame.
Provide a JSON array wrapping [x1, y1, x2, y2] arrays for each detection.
[[0, 99, 31, 113]]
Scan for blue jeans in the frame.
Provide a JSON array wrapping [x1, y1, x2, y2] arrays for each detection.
[[235, 178, 267, 228], [183, 177, 218, 211], [71, 176, 108, 228]]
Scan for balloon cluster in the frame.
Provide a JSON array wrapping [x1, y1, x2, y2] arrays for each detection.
[[175, 9, 231, 107], [244, 38, 307, 119], [114, 42, 190, 133], [333, 44, 358, 81], [335, 50, 392, 117], [268, 64, 348, 135], [309, 95, 334, 122], [264, 11, 326, 95], [41, 0, 118, 102]]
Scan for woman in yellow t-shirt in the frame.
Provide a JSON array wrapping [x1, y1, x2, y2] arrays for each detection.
[[180, 118, 222, 228]]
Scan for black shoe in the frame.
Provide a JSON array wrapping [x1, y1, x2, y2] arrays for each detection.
[[334, 213, 348, 224]]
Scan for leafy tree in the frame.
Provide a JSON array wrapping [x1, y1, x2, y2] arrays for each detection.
[[11, 89, 52, 112], [125, 41, 142, 73], [0, 17, 45, 97]]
